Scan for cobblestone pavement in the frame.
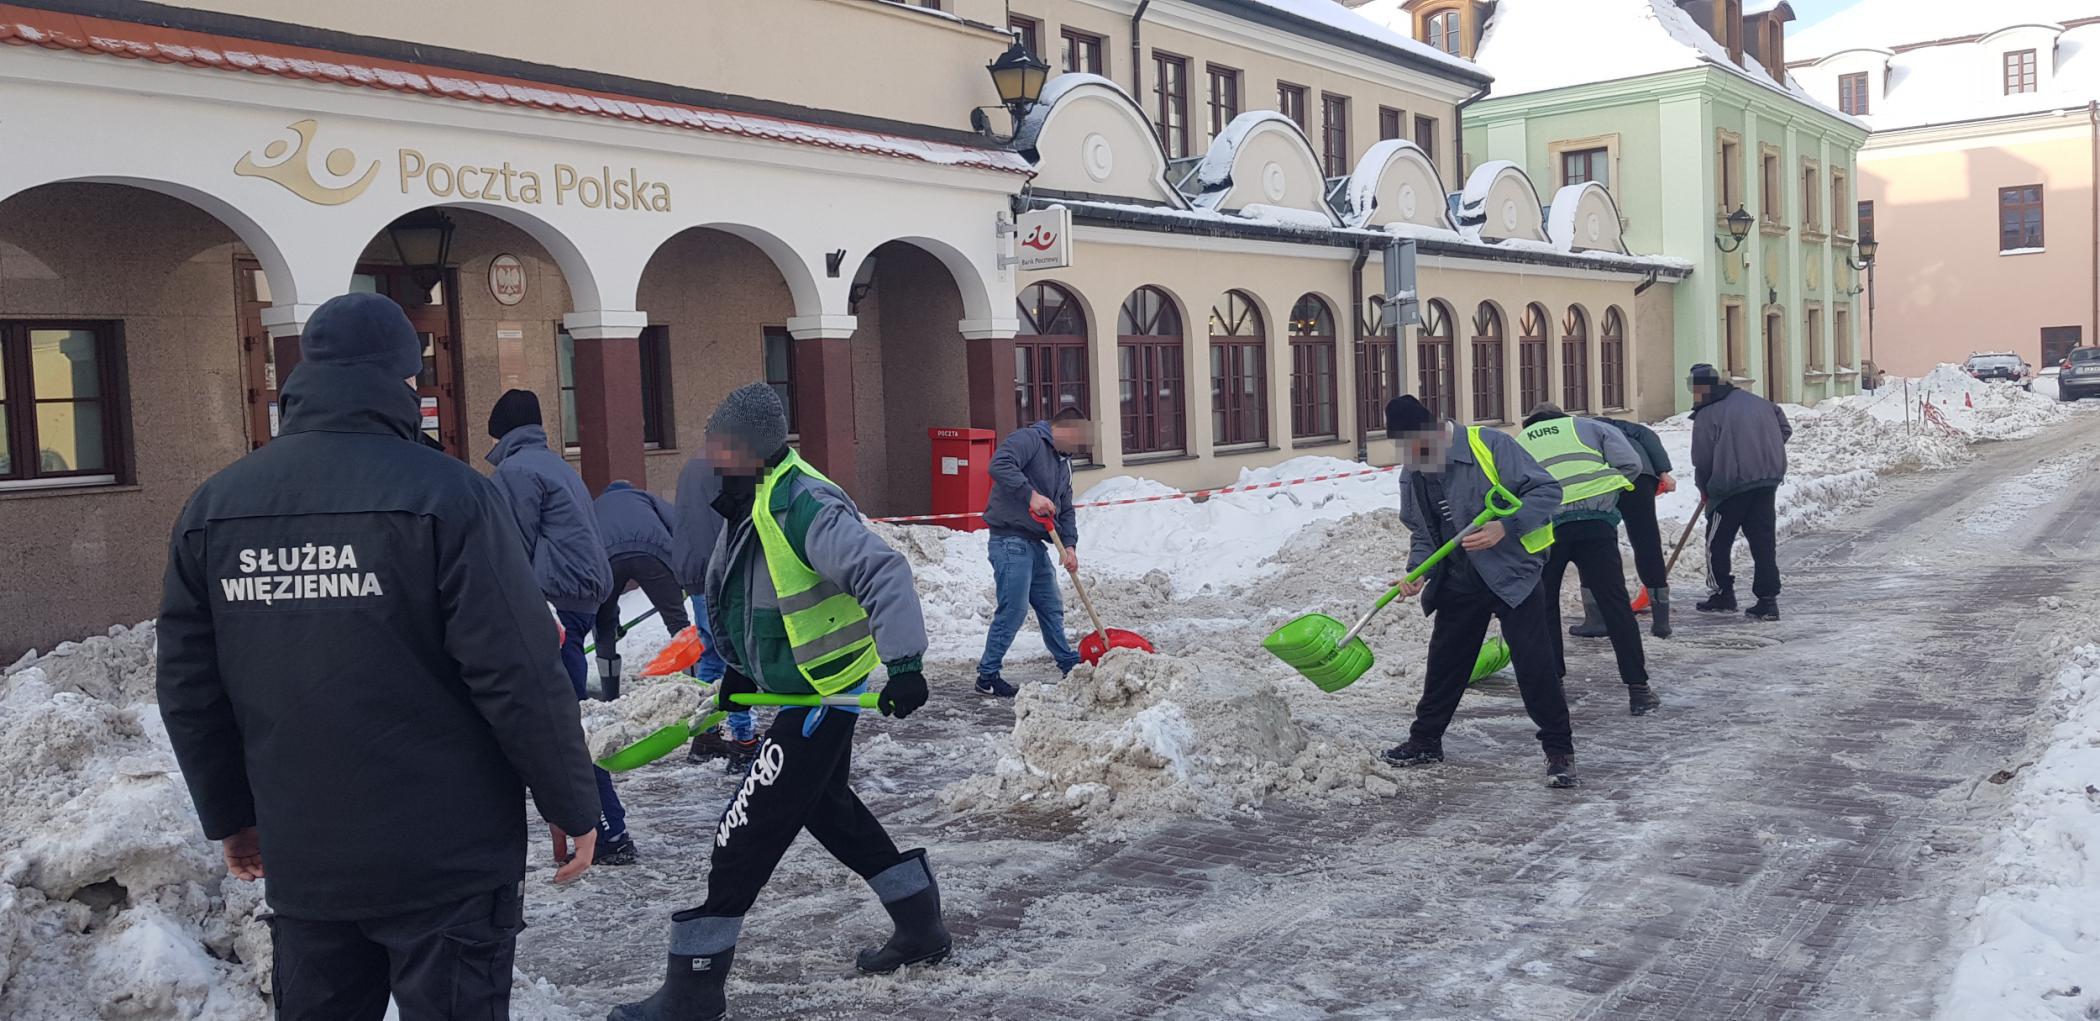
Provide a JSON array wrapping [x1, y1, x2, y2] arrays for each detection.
[[521, 420, 2100, 1021]]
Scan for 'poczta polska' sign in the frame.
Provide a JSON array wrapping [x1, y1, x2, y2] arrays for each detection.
[[236, 119, 673, 212]]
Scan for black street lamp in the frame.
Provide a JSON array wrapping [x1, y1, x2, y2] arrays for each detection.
[[973, 35, 1051, 140], [1846, 236, 1880, 372], [1715, 206, 1754, 253], [386, 209, 455, 300]]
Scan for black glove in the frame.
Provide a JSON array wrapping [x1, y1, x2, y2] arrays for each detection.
[[716, 668, 757, 712], [878, 670, 928, 719]]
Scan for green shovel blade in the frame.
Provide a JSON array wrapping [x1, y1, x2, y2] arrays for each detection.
[[596, 710, 728, 773], [1263, 612, 1375, 693], [1469, 635, 1512, 685]]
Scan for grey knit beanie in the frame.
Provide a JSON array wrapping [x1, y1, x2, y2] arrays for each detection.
[[705, 382, 789, 461]]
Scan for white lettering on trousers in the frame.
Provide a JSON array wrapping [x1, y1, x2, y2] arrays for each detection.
[[716, 741, 787, 847]]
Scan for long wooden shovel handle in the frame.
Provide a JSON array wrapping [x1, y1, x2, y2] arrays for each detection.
[[1035, 512, 1109, 647], [1663, 498, 1707, 575]]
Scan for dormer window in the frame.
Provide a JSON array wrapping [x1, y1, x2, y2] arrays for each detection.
[[1426, 10, 1461, 54], [2004, 49, 2038, 94], [1406, 1, 1480, 58]]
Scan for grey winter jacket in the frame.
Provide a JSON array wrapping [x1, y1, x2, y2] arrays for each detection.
[[982, 421, 1076, 547], [1399, 426, 1564, 613], [704, 468, 928, 694], [1527, 416, 1642, 526], [593, 481, 676, 564], [671, 454, 724, 591], [1690, 385, 1792, 505], [486, 425, 614, 613], [1601, 418, 1673, 479]]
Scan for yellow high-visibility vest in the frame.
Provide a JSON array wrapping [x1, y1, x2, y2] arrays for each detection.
[[1516, 418, 1637, 506], [751, 451, 880, 696], [1465, 426, 1555, 553]]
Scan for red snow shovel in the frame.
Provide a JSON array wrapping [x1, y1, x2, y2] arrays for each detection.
[[1631, 502, 1707, 613], [1034, 512, 1154, 664]]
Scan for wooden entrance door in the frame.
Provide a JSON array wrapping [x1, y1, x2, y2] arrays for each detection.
[[1764, 311, 1786, 403]]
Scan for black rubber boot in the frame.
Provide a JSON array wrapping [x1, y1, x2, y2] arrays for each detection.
[[1695, 590, 1738, 613], [723, 738, 760, 775], [687, 728, 734, 764], [1381, 738, 1444, 766], [597, 656, 622, 702], [1746, 599, 1780, 622], [1568, 589, 1609, 638], [855, 849, 952, 974], [606, 947, 733, 1021], [1650, 587, 1674, 639], [1546, 753, 1579, 789], [1627, 683, 1661, 716]]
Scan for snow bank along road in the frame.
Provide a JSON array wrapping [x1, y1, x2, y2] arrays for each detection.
[[512, 415, 2100, 1021]]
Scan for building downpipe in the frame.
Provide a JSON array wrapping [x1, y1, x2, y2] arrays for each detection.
[[2089, 100, 2097, 351], [1352, 237, 1372, 462], [1131, 1, 1153, 105]]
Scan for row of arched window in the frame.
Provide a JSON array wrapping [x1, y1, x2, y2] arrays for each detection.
[[1416, 300, 1628, 423], [1016, 282, 1345, 457]]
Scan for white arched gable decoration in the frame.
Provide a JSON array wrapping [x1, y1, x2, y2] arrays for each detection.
[[1015, 73, 1190, 209], [1546, 183, 1629, 255], [1456, 161, 1548, 244], [1185, 111, 1340, 225], [1340, 139, 1454, 231]]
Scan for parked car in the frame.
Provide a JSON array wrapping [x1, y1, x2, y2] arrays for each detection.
[[1964, 352, 2031, 384], [2058, 347, 2100, 401]]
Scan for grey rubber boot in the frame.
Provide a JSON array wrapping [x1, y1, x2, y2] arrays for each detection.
[[596, 655, 622, 702], [1649, 587, 1673, 638], [607, 915, 738, 1021], [855, 849, 952, 973], [1568, 589, 1609, 638]]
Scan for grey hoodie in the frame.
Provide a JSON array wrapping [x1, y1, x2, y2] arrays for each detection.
[[1399, 425, 1564, 613], [486, 424, 613, 613], [1690, 385, 1793, 505], [593, 481, 676, 564]]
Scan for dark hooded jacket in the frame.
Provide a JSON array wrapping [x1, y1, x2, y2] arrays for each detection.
[[156, 361, 601, 921], [1690, 381, 1793, 504], [486, 425, 614, 613], [671, 452, 725, 592], [982, 421, 1077, 547], [593, 480, 677, 564]]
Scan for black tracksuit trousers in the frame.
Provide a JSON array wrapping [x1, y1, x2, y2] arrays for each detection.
[[1409, 579, 1574, 756], [1618, 475, 1668, 591], [681, 705, 905, 923], [1546, 519, 1649, 687], [1709, 487, 1781, 600], [593, 552, 692, 662], [270, 884, 522, 1021]]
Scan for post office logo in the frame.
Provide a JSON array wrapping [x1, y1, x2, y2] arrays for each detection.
[[235, 119, 381, 206]]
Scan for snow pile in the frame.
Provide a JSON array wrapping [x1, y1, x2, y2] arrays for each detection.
[[941, 649, 1400, 834], [1936, 642, 2100, 1021], [0, 623, 273, 1021], [576, 676, 703, 762]]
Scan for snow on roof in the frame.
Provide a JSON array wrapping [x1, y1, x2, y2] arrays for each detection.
[[1742, 0, 1790, 16], [1788, 0, 2100, 61], [1188, 110, 1307, 195], [1473, 0, 1857, 126], [1230, 0, 1488, 79], [1805, 20, 2100, 131]]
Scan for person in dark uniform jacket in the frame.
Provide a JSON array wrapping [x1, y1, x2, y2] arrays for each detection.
[[156, 292, 602, 1021]]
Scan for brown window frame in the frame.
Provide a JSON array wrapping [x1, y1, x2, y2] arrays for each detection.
[[1560, 146, 1609, 189], [0, 320, 128, 486], [1830, 169, 1850, 236], [1289, 295, 1338, 439], [1207, 64, 1241, 141], [558, 325, 672, 450], [1560, 306, 1591, 413], [1802, 162, 1821, 233], [1724, 303, 1747, 377], [1118, 287, 1186, 456], [1518, 304, 1551, 413], [1425, 9, 1462, 55], [1600, 307, 1627, 410], [1321, 92, 1351, 178], [1153, 51, 1191, 159], [2000, 185, 2045, 250], [1804, 305, 1825, 372], [762, 326, 799, 436], [1277, 81, 1308, 130], [1718, 134, 1743, 213], [1761, 149, 1783, 225], [1414, 114, 1438, 165], [1378, 105, 1404, 142], [1209, 291, 1268, 448], [1357, 297, 1399, 437], [1417, 300, 1456, 420], [1470, 303, 1506, 423], [1835, 308, 1854, 369], [2004, 49, 2038, 94], [1008, 15, 1042, 60], [1062, 27, 1106, 76], [1838, 72, 1870, 115]]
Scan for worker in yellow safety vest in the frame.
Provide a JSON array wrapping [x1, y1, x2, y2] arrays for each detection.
[[1381, 395, 1583, 789], [613, 383, 946, 1021], [1516, 402, 1662, 717]]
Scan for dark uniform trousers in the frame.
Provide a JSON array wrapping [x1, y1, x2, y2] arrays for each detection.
[[270, 884, 522, 1021], [1618, 475, 1668, 591], [1708, 486, 1781, 600], [679, 704, 905, 924], [593, 551, 693, 661], [1410, 579, 1575, 756], [1545, 518, 1650, 687]]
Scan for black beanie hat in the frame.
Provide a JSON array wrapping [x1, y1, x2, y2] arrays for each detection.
[[487, 389, 543, 440], [299, 292, 422, 378], [1688, 363, 1724, 388], [1385, 394, 1437, 435]]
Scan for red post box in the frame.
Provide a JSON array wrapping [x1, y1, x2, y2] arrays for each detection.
[[926, 426, 996, 531]]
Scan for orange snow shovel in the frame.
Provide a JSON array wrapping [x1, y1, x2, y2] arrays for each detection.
[[1034, 512, 1154, 664], [639, 626, 706, 677], [1632, 500, 1706, 612]]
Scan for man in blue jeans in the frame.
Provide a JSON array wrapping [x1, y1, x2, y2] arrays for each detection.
[[975, 407, 1092, 697]]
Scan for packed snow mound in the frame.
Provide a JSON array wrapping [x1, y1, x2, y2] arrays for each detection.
[[942, 650, 1401, 835], [0, 623, 273, 1021], [577, 675, 704, 762], [1829, 365, 2072, 442]]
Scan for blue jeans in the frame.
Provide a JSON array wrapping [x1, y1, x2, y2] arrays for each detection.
[[558, 609, 628, 841], [977, 535, 1081, 680], [688, 594, 754, 742]]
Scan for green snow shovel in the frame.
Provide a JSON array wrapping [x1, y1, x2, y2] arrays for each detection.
[[1263, 484, 1525, 693], [595, 689, 883, 772], [1468, 634, 1512, 685]]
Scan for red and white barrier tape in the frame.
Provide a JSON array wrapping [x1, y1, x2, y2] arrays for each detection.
[[869, 464, 1401, 525]]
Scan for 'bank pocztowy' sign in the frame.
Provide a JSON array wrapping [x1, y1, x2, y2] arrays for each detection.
[[235, 119, 672, 212]]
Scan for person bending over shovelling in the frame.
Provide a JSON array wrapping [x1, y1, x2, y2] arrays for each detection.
[[1687, 364, 1792, 622], [1517, 403, 1662, 718], [1579, 415, 1680, 639], [974, 406, 1093, 698], [591, 478, 693, 701], [612, 383, 945, 1021], [672, 447, 758, 771], [157, 292, 604, 1020], [1379, 395, 1581, 789], [486, 388, 638, 865]]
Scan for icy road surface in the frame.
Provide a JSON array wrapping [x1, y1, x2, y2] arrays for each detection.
[[520, 418, 2100, 1021]]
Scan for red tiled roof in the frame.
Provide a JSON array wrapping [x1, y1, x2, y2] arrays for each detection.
[[0, 4, 1034, 176]]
